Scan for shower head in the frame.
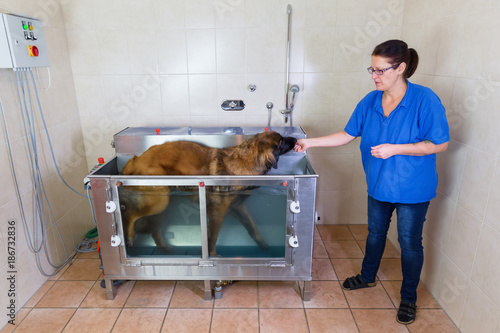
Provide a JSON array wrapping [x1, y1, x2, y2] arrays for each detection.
[[290, 84, 300, 93]]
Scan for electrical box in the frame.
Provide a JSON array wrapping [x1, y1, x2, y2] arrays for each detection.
[[0, 13, 49, 69]]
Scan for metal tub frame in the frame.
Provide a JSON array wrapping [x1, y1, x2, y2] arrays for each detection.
[[88, 127, 318, 300]]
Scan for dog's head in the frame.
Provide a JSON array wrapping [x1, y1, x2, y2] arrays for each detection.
[[253, 131, 297, 171]]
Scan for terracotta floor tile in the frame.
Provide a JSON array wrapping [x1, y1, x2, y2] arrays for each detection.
[[306, 309, 358, 333], [59, 259, 102, 281], [259, 309, 309, 333], [77, 250, 100, 259], [377, 259, 403, 280], [303, 281, 348, 308], [317, 225, 354, 241], [407, 309, 460, 332], [383, 241, 401, 258], [80, 280, 135, 308], [312, 258, 337, 280], [161, 309, 212, 333], [23, 280, 55, 307], [63, 308, 121, 333], [48, 263, 70, 281], [36, 281, 94, 308], [348, 224, 369, 241], [324, 240, 364, 259], [112, 308, 166, 333], [125, 280, 175, 308], [358, 240, 401, 258], [258, 281, 303, 308], [331, 258, 364, 281], [7, 224, 461, 333], [0, 308, 31, 333], [352, 309, 409, 333], [344, 283, 395, 309], [169, 281, 214, 308], [313, 240, 329, 258], [12, 308, 75, 333], [214, 281, 258, 308], [381, 281, 440, 308], [211, 309, 259, 333], [314, 226, 322, 240]]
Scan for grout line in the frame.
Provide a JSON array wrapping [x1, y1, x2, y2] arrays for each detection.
[[109, 307, 124, 333], [57, 307, 78, 333], [256, 280, 261, 332], [209, 281, 215, 333], [8, 307, 33, 333], [158, 280, 176, 333]]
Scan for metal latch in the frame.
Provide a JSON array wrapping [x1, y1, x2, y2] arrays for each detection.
[[198, 261, 215, 267], [270, 261, 287, 267], [106, 201, 117, 213], [288, 235, 299, 248], [290, 200, 300, 213], [126, 261, 141, 267]]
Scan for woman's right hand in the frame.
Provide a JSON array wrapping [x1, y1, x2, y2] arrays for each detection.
[[294, 139, 310, 152]]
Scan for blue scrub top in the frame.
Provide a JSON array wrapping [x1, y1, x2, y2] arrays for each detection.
[[344, 80, 450, 204]]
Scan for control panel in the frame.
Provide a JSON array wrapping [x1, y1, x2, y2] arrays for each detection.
[[0, 13, 49, 69]]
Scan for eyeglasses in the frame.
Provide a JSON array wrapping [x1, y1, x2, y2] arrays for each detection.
[[367, 64, 399, 75]]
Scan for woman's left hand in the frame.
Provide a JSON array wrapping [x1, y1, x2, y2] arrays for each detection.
[[371, 144, 397, 159]]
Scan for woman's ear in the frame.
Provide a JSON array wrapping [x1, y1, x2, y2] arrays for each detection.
[[397, 62, 407, 75]]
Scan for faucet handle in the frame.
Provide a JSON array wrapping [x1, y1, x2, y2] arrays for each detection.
[[266, 102, 273, 111]]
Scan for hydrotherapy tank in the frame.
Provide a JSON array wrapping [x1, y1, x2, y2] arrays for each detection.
[[87, 127, 318, 300]]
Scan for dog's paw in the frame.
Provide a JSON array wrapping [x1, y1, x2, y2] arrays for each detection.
[[209, 250, 220, 257], [157, 245, 175, 254], [257, 240, 269, 250]]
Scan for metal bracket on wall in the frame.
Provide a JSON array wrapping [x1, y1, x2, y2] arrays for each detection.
[[221, 100, 245, 111]]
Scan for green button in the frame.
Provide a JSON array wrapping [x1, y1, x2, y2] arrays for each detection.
[[23, 24, 27, 30]]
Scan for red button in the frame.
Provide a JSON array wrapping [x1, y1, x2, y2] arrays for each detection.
[[28, 45, 39, 57]]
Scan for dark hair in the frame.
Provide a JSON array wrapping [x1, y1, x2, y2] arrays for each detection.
[[372, 40, 419, 79]]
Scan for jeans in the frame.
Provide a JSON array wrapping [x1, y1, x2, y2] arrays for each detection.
[[361, 196, 429, 304]]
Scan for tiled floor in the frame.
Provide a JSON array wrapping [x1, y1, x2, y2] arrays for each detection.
[[2, 225, 460, 333]]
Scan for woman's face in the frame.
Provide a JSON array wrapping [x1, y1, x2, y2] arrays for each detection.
[[370, 55, 405, 92]]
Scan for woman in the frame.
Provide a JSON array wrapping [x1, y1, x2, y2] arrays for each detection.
[[294, 40, 449, 325]]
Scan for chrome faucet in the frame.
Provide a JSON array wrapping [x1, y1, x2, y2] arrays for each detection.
[[266, 102, 273, 127]]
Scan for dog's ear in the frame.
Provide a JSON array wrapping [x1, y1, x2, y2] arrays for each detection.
[[271, 147, 280, 169], [256, 145, 278, 170]]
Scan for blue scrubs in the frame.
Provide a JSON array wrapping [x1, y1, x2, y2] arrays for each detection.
[[345, 80, 450, 204]]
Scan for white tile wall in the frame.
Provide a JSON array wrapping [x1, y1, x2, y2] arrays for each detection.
[[0, 1, 94, 329], [401, 1, 500, 331]]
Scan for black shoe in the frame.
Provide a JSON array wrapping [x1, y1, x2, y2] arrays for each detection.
[[397, 301, 417, 325], [342, 274, 376, 290]]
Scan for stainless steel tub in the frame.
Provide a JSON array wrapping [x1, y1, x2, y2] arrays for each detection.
[[88, 127, 318, 300]]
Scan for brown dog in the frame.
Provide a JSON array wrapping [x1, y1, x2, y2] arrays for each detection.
[[119, 131, 297, 255]]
